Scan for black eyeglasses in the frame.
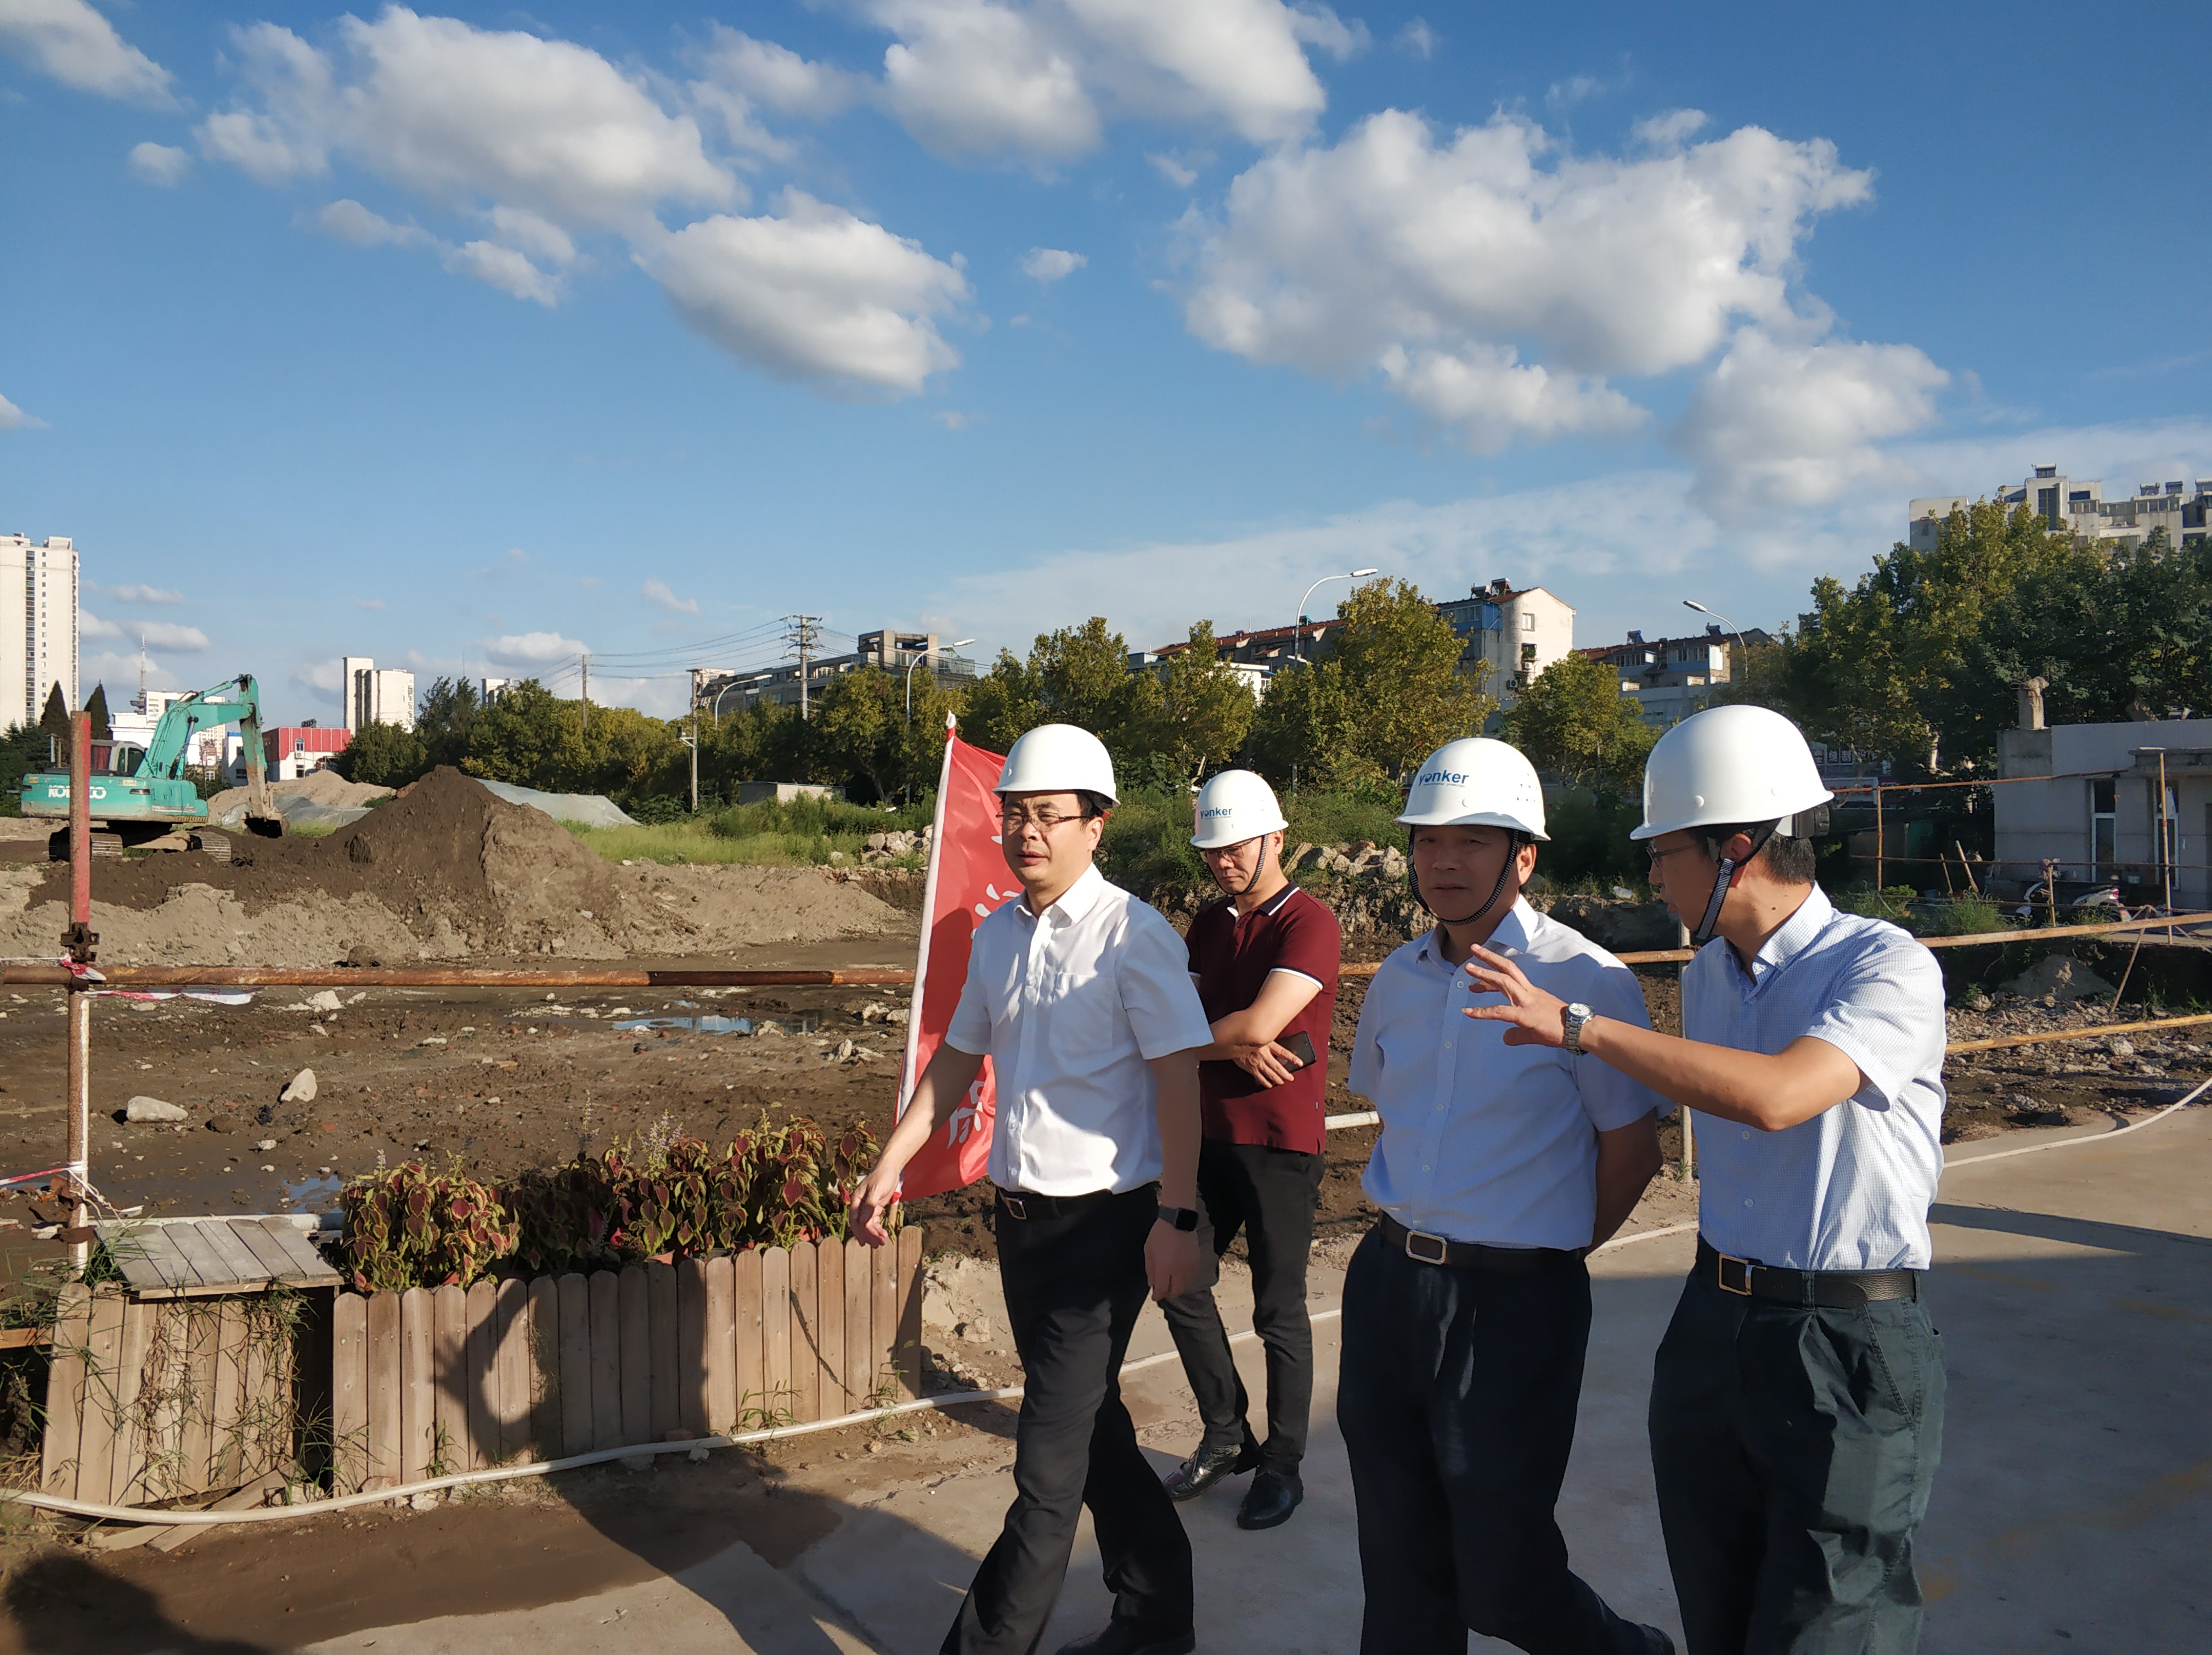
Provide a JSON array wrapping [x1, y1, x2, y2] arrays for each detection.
[[999, 805, 1089, 831]]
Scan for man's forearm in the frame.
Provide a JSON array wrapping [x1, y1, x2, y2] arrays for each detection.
[[1150, 1054, 1202, 1209], [1590, 1137, 1661, 1249], [1578, 1019, 1854, 1132], [878, 1046, 984, 1183]]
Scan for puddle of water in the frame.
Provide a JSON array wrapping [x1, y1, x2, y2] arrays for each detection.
[[286, 1173, 342, 1206], [610, 1009, 825, 1036]]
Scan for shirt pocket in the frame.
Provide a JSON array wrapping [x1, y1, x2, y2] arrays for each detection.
[[1048, 968, 1125, 1060]]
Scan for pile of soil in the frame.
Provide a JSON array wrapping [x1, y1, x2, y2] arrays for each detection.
[[0, 768, 906, 966], [204, 768, 392, 821]]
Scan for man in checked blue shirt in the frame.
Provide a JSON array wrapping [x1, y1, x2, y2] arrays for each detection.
[[1464, 705, 1948, 1655], [1341, 738, 1675, 1655]]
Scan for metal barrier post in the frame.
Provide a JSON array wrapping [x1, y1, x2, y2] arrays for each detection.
[[63, 711, 95, 1272]]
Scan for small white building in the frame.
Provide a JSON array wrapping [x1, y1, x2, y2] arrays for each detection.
[[341, 656, 416, 731], [1996, 684, 2212, 907], [1432, 581, 1577, 706]]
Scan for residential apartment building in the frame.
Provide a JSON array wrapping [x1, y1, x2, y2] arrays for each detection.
[[340, 656, 416, 731], [1909, 464, 2212, 552], [698, 628, 979, 716], [1139, 580, 1576, 708], [1431, 581, 1576, 705], [1585, 623, 1775, 729], [0, 532, 78, 730], [261, 724, 351, 781]]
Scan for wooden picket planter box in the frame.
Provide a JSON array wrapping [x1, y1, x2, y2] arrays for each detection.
[[328, 1232, 924, 1493], [41, 1281, 301, 1506]]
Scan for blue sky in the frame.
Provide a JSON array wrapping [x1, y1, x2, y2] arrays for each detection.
[[3, 1, 2208, 722]]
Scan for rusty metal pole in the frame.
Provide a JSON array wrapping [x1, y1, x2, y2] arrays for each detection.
[[64, 710, 96, 1272], [1873, 781, 1884, 894]]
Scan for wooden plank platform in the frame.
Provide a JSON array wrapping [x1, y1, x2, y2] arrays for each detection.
[[91, 1214, 341, 1298]]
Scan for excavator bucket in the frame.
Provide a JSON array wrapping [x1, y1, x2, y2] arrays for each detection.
[[245, 812, 287, 839]]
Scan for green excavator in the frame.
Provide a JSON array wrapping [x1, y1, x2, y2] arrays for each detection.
[[18, 673, 286, 855]]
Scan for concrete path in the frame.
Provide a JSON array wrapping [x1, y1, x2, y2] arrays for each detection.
[[309, 1107, 2212, 1653]]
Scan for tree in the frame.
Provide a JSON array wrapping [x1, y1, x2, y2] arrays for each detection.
[[1502, 653, 1656, 791], [1149, 623, 1257, 786], [38, 684, 67, 741], [462, 679, 586, 790], [337, 720, 427, 787], [959, 651, 1048, 755], [956, 619, 1163, 770], [1251, 578, 1491, 787], [84, 684, 111, 741], [416, 676, 482, 772], [810, 667, 906, 800]]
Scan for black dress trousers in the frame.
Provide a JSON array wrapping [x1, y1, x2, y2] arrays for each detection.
[[1337, 1228, 1666, 1655], [1159, 1137, 1325, 1471], [1648, 1263, 1945, 1655], [941, 1185, 1193, 1655]]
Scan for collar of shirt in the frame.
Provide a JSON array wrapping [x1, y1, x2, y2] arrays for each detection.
[[1722, 883, 1835, 992], [1414, 896, 1535, 969], [1014, 862, 1108, 931]]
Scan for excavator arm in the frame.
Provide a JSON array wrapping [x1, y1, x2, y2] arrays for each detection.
[[141, 674, 285, 837]]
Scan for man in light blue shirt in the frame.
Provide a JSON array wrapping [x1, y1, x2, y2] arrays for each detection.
[[1463, 706, 1948, 1655], [1340, 738, 1674, 1655]]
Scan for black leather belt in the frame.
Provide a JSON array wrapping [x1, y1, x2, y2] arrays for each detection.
[[995, 1186, 1133, 1221], [1378, 1214, 1582, 1273], [1697, 1237, 1920, 1307]]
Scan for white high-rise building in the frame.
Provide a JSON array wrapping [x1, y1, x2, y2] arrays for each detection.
[[0, 533, 79, 731], [341, 656, 416, 731]]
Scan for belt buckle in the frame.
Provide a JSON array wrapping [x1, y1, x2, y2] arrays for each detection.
[[1002, 1195, 1027, 1221], [1403, 1228, 1449, 1265], [1716, 1252, 1753, 1296]]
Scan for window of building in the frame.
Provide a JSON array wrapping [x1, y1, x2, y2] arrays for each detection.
[[2091, 778, 2115, 876], [1520, 642, 1537, 664], [1520, 612, 1536, 631]]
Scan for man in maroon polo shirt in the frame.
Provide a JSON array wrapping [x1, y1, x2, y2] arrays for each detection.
[[1158, 770, 1341, 1532]]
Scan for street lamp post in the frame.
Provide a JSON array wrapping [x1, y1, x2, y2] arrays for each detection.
[[1294, 568, 1380, 665], [907, 639, 975, 719], [1681, 599, 1746, 680], [709, 681, 745, 724]]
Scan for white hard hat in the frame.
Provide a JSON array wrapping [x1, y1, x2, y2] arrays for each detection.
[[1631, 704, 1831, 841], [1396, 738, 1549, 840], [1190, 770, 1287, 849], [995, 723, 1118, 803]]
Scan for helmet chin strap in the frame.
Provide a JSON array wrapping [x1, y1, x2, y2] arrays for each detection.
[[1691, 821, 1780, 948]]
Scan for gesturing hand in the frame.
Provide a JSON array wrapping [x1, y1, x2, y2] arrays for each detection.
[[1459, 944, 1570, 1047], [849, 1166, 902, 1247]]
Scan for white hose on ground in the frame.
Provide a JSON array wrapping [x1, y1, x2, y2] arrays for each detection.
[[12, 1085, 2203, 1530]]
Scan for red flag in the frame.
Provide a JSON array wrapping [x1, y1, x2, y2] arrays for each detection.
[[895, 717, 1019, 1200]]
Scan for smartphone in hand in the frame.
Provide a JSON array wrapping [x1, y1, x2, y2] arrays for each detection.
[[1278, 1029, 1318, 1069]]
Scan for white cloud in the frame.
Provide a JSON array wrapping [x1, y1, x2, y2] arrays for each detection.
[[0, 0, 173, 105], [1020, 245, 1085, 283], [1395, 18, 1435, 58], [444, 238, 556, 305], [106, 583, 184, 604], [641, 578, 700, 615], [315, 198, 432, 249], [687, 24, 864, 157], [295, 657, 346, 695], [484, 206, 575, 267], [1377, 342, 1647, 451], [350, 596, 387, 611], [877, 0, 1101, 161], [640, 192, 969, 395], [1631, 108, 1709, 150], [80, 607, 122, 640], [0, 390, 44, 430], [128, 141, 190, 185], [1677, 329, 1949, 522], [138, 621, 211, 652], [1057, 0, 1333, 143], [484, 631, 590, 664], [1148, 150, 1198, 187], [1178, 106, 1921, 490], [934, 409, 977, 430], [199, 10, 733, 229]]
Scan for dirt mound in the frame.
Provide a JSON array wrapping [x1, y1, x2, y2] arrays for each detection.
[[205, 768, 392, 820], [0, 767, 908, 965], [312, 766, 630, 955]]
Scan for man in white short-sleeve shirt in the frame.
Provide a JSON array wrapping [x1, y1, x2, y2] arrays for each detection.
[[1339, 739, 1674, 1655], [854, 724, 1212, 1655]]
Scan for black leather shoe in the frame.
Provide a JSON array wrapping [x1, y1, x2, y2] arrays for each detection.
[[1161, 1435, 1257, 1501], [1053, 1620, 1197, 1655], [1638, 1627, 1675, 1655], [1235, 1468, 1303, 1530]]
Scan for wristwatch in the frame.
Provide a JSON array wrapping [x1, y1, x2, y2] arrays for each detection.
[[1560, 1003, 1595, 1053], [1156, 1206, 1201, 1232]]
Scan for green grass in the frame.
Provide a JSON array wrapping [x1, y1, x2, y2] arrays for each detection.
[[569, 817, 926, 868]]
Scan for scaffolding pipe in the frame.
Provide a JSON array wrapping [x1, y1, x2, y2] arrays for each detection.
[[64, 711, 92, 1271]]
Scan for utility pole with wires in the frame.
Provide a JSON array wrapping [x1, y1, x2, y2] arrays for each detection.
[[686, 668, 704, 814], [579, 653, 590, 738], [786, 615, 823, 720]]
